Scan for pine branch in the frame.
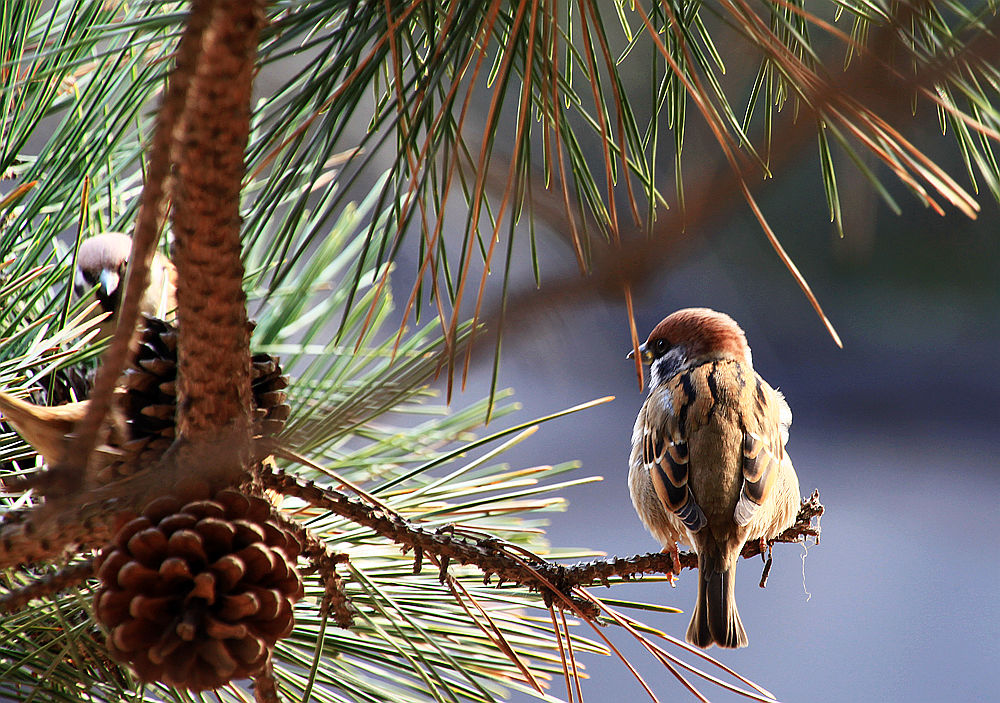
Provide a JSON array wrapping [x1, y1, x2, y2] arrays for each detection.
[[538, 490, 824, 592], [59, 0, 212, 496], [0, 497, 122, 571], [472, 8, 1000, 364], [251, 655, 280, 703], [264, 467, 823, 617], [0, 559, 95, 615], [274, 504, 357, 627], [320, 568, 357, 630], [172, 0, 262, 443]]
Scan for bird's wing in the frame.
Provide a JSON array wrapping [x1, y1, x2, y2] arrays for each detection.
[[0, 391, 86, 465], [640, 373, 710, 533], [734, 374, 789, 527], [149, 253, 178, 318]]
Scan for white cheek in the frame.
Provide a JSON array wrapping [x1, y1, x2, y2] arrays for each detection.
[[649, 362, 665, 389], [648, 358, 662, 388]]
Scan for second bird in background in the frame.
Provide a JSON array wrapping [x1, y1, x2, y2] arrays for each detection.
[[74, 232, 177, 337], [628, 307, 801, 649]]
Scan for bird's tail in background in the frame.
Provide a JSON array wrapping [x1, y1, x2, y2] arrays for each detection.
[[0, 391, 78, 466], [686, 550, 748, 649]]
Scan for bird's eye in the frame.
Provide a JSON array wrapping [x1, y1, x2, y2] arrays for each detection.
[[653, 339, 669, 355]]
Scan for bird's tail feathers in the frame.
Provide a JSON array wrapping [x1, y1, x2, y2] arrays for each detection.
[[0, 392, 88, 466], [686, 549, 748, 649]]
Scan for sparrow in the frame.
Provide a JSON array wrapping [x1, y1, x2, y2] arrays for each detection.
[[74, 232, 177, 335], [627, 308, 800, 649]]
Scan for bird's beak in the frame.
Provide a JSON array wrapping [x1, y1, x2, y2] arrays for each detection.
[[99, 269, 120, 297], [626, 342, 653, 365]]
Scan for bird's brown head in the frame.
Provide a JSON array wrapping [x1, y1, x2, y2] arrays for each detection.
[[629, 308, 752, 388], [74, 232, 132, 314]]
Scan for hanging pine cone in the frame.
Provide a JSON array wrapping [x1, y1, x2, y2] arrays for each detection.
[[105, 317, 290, 481], [93, 488, 304, 690], [118, 317, 179, 468], [250, 351, 290, 438]]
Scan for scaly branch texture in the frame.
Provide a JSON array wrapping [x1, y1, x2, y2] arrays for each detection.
[[264, 468, 823, 611], [171, 0, 262, 441], [0, 495, 124, 569], [539, 490, 824, 592], [0, 560, 95, 614]]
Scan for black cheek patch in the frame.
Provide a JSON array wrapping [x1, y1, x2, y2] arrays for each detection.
[[705, 362, 721, 421], [677, 372, 695, 435]]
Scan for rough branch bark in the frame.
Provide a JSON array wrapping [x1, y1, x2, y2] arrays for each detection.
[[171, 0, 263, 443], [264, 467, 823, 616], [0, 560, 95, 615], [0, 0, 269, 572], [536, 490, 824, 592]]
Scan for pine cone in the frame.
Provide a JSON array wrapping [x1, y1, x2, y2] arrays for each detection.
[[107, 317, 290, 480], [119, 317, 179, 467], [93, 488, 304, 690], [250, 352, 290, 438]]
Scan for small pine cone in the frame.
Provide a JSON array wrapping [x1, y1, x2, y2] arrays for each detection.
[[105, 318, 290, 481], [251, 353, 290, 439], [119, 317, 179, 468], [93, 488, 304, 691]]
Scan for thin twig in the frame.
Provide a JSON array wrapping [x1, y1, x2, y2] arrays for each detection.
[[252, 654, 281, 703], [59, 0, 215, 496], [264, 467, 822, 611], [284, 511, 356, 628], [0, 559, 95, 614]]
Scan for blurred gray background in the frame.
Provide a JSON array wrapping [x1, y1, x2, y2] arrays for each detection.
[[445, 155, 1000, 702]]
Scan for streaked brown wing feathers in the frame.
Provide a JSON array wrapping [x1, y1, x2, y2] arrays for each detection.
[[642, 369, 717, 532], [735, 373, 787, 526]]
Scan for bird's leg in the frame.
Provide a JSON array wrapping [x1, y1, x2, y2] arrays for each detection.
[[660, 541, 681, 585], [758, 540, 774, 589]]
